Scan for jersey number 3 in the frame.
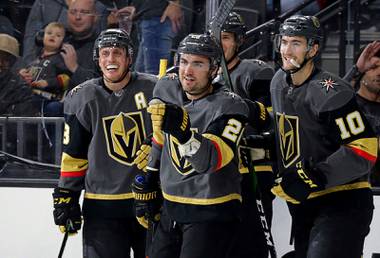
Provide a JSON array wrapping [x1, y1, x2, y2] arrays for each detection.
[[335, 111, 365, 140]]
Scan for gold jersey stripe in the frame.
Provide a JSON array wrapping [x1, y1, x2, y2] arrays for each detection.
[[163, 191, 242, 205], [239, 165, 273, 174], [346, 137, 378, 163], [202, 133, 234, 171], [84, 192, 134, 200], [61, 152, 88, 173], [308, 181, 370, 199], [254, 165, 273, 172]]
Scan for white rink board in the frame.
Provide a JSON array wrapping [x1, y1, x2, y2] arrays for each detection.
[[0, 187, 379, 258]]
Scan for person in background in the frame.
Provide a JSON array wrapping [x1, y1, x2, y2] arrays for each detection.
[[107, 0, 182, 75], [0, 15, 16, 37], [271, 15, 377, 257], [344, 41, 380, 187], [22, 0, 108, 63], [60, 0, 103, 91], [0, 34, 38, 116], [52, 28, 157, 258], [19, 22, 70, 116], [218, 11, 276, 258]]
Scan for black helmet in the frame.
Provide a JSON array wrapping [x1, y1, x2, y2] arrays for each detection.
[[177, 33, 222, 68], [93, 28, 134, 63], [275, 15, 322, 53], [222, 12, 246, 42], [279, 15, 322, 41]]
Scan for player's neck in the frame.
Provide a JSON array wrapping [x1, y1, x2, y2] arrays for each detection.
[[185, 84, 213, 100], [357, 87, 380, 103], [227, 56, 240, 70], [104, 71, 131, 91], [290, 61, 314, 86]]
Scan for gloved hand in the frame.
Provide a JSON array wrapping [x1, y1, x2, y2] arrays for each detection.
[[132, 173, 162, 229], [271, 160, 325, 204], [243, 130, 276, 161], [147, 99, 191, 144], [134, 136, 152, 172], [52, 187, 82, 234]]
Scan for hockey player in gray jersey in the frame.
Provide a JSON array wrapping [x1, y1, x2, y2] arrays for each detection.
[[134, 33, 250, 258], [52, 29, 156, 258], [271, 15, 378, 258], [219, 11, 274, 106], [218, 11, 276, 258]]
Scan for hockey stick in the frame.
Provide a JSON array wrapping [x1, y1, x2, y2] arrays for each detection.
[[242, 142, 277, 258], [255, 189, 277, 258], [0, 151, 60, 168], [58, 220, 73, 258], [207, 0, 236, 91], [58, 231, 69, 258]]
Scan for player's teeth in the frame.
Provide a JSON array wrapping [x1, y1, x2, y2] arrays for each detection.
[[106, 64, 118, 70]]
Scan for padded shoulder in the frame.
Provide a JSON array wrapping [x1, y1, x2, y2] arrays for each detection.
[[64, 78, 102, 115], [307, 70, 355, 113]]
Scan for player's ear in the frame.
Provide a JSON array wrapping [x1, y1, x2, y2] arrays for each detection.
[[308, 43, 319, 59], [210, 65, 219, 78]]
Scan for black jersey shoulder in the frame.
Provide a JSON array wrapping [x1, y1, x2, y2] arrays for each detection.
[[307, 70, 355, 113], [208, 86, 250, 120], [64, 77, 103, 115], [153, 76, 183, 104], [236, 59, 275, 80]]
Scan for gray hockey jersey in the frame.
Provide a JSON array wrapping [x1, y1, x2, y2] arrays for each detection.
[[59, 72, 156, 218], [271, 68, 378, 198], [149, 76, 250, 222]]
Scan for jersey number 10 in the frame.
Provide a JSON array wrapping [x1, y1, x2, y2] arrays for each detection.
[[335, 111, 365, 140]]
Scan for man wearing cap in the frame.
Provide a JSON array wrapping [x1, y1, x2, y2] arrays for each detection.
[[0, 34, 38, 116]]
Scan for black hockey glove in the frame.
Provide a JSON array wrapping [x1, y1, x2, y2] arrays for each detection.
[[147, 99, 191, 144], [133, 136, 152, 172], [53, 188, 82, 234], [243, 130, 276, 161], [132, 173, 162, 229], [271, 160, 326, 204]]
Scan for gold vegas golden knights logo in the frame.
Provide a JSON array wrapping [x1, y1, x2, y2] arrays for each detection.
[[103, 112, 146, 165], [168, 136, 194, 175], [276, 113, 300, 168]]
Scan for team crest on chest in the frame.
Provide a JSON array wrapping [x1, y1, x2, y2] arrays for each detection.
[[320, 77, 337, 92], [276, 113, 300, 168], [168, 135, 194, 175], [103, 112, 146, 165]]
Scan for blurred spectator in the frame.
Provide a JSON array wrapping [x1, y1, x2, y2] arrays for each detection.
[[136, 0, 182, 74], [59, 0, 102, 91], [109, 0, 183, 75], [0, 15, 15, 37], [19, 22, 71, 116], [344, 41, 380, 186], [0, 34, 39, 116], [22, 0, 108, 63]]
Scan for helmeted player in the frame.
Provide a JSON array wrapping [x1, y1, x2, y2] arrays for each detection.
[[52, 28, 156, 258], [219, 11, 276, 258], [134, 33, 250, 258], [271, 15, 378, 257], [219, 11, 274, 105]]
